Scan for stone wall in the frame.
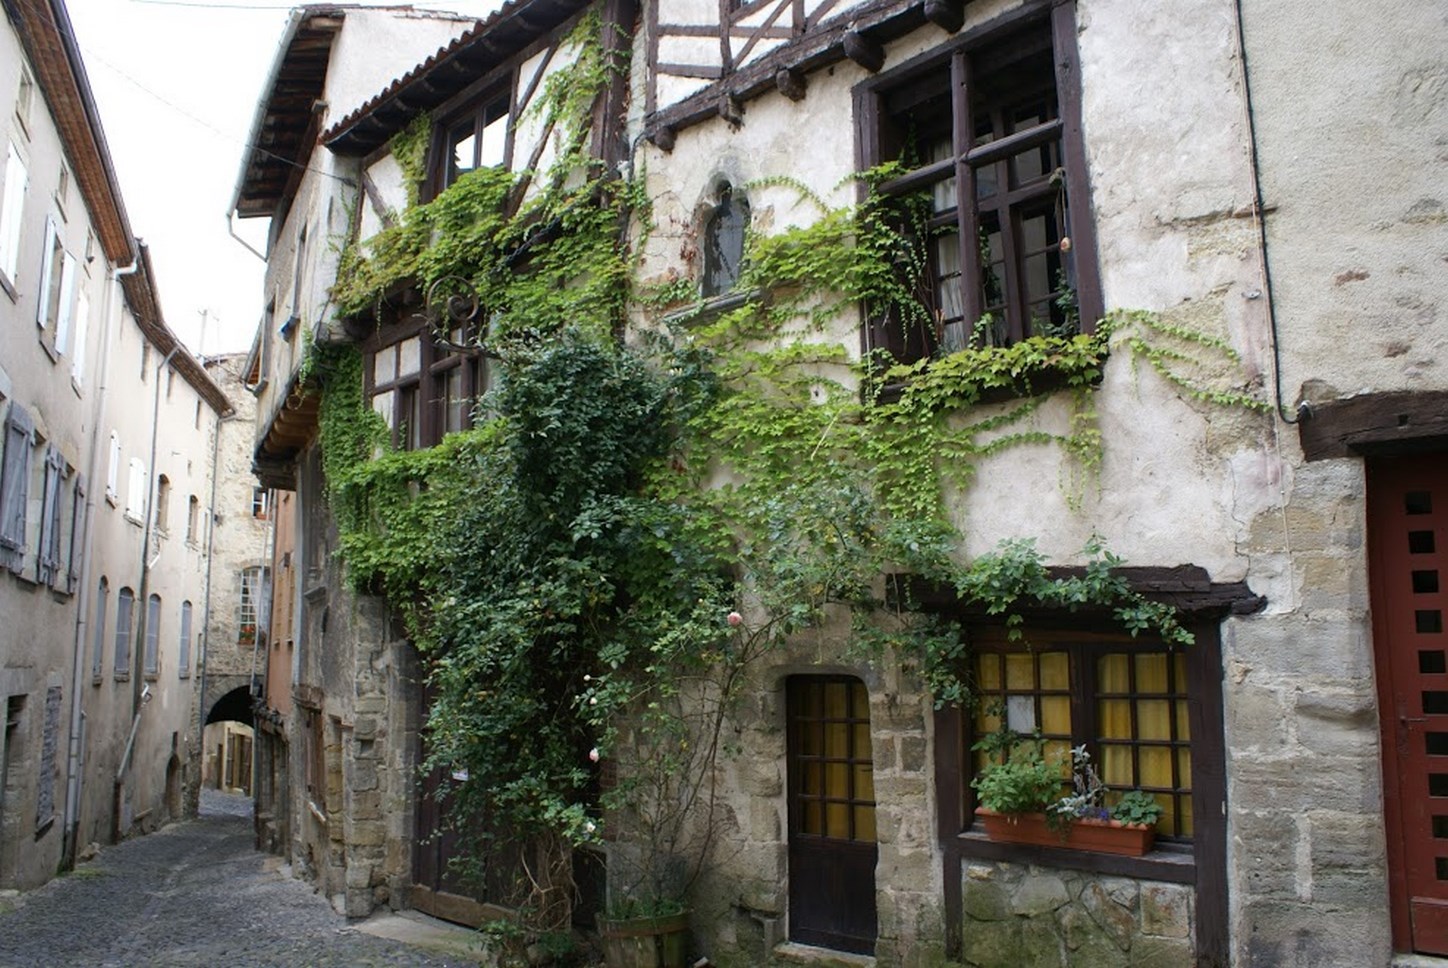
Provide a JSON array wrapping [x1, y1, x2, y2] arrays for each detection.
[[960, 863, 1194, 968]]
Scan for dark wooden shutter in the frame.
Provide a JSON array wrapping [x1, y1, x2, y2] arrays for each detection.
[[0, 405, 33, 573], [66, 475, 85, 593]]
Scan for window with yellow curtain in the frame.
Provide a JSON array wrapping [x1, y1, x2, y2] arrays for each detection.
[[969, 638, 1195, 841]]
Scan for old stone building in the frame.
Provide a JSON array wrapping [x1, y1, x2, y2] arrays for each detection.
[[1, 0, 237, 889], [237, 0, 1445, 965]]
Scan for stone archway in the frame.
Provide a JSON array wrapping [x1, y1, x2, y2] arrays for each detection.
[[201, 683, 256, 804]]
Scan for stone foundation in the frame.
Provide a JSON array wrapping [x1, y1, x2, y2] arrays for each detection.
[[959, 862, 1194, 968]]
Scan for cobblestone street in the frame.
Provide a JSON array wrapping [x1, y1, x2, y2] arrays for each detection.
[[0, 792, 481, 967]]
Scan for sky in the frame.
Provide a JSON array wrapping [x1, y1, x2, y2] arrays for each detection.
[[63, 0, 501, 357]]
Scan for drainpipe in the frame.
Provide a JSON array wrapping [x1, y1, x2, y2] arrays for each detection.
[[61, 256, 137, 867], [197, 403, 227, 792], [114, 343, 180, 840]]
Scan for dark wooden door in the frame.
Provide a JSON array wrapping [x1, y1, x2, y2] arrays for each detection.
[[787, 676, 877, 954], [412, 681, 512, 927], [1369, 455, 1448, 955]]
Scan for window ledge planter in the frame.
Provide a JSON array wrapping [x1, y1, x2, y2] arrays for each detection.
[[974, 808, 1155, 857], [597, 910, 690, 968]]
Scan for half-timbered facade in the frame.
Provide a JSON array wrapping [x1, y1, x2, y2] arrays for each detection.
[[238, 0, 1446, 965]]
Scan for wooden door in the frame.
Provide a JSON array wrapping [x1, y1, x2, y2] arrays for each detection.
[[1369, 454, 1448, 955], [787, 676, 878, 954]]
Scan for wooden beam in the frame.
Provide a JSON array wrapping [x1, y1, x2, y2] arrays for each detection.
[[775, 66, 807, 101], [1299, 391, 1448, 461], [923, 0, 964, 32], [842, 27, 884, 72]]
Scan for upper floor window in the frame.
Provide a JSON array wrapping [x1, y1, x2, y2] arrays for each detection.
[[367, 325, 488, 452], [91, 577, 109, 681], [186, 495, 200, 545], [437, 89, 512, 193], [114, 587, 134, 677], [14, 68, 33, 135], [858, 12, 1101, 363], [0, 403, 33, 574], [144, 594, 161, 677], [155, 475, 171, 533], [251, 487, 269, 521], [37, 218, 78, 352], [0, 140, 27, 289], [178, 601, 192, 678], [239, 565, 268, 646], [701, 184, 750, 298]]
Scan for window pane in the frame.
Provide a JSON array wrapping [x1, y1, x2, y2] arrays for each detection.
[[479, 111, 509, 169], [825, 762, 849, 798], [854, 805, 877, 842], [1040, 695, 1071, 735], [825, 802, 849, 839], [824, 682, 848, 717], [1135, 653, 1170, 692], [1005, 653, 1034, 690], [852, 723, 871, 759], [1176, 700, 1191, 741], [1138, 746, 1173, 788], [1137, 699, 1172, 741], [976, 653, 1000, 690], [450, 128, 476, 183], [851, 682, 870, 719], [1100, 743, 1133, 786], [1039, 652, 1069, 690], [802, 762, 821, 795], [824, 723, 848, 758], [800, 721, 820, 755], [1099, 698, 1132, 739], [853, 762, 874, 800], [803, 801, 822, 835], [1098, 654, 1129, 692]]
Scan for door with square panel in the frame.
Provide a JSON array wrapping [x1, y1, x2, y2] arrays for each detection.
[[786, 676, 877, 954], [1368, 454, 1448, 955]]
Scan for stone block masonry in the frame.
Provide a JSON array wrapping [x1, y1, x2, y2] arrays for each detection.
[[958, 862, 1194, 968]]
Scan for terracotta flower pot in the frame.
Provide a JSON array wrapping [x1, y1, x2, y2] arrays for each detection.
[[975, 807, 1155, 857]]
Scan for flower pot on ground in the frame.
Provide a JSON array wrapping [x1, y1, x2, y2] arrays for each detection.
[[974, 807, 1156, 857], [597, 909, 690, 968]]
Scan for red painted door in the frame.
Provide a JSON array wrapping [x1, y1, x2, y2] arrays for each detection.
[[787, 676, 878, 954], [1369, 455, 1448, 955]]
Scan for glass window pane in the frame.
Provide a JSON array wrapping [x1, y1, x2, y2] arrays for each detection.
[[1040, 695, 1071, 735], [1178, 795, 1193, 837], [1139, 746, 1173, 787], [1138, 699, 1172, 741], [798, 684, 820, 718], [976, 654, 1001, 690], [800, 721, 820, 756], [825, 723, 849, 758], [1100, 743, 1133, 786], [825, 762, 849, 798], [450, 129, 476, 180], [479, 112, 509, 168], [1177, 747, 1192, 787], [1097, 653, 1128, 692], [1039, 652, 1069, 690], [852, 723, 872, 759], [803, 801, 822, 835], [1136, 653, 1169, 693], [824, 682, 848, 717], [854, 762, 874, 801], [802, 762, 821, 795], [826, 802, 849, 839], [1099, 699, 1132, 739], [1005, 653, 1034, 690], [851, 682, 870, 719], [854, 805, 877, 843]]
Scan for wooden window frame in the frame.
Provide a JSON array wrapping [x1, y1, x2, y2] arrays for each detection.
[[113, 587, 134, 679], [934, 621, 1227, 964], [143, 593, 162, 678], [854, 3, 1102, 364], [364, 317, 486, 451], [426, 80, 516, 200]]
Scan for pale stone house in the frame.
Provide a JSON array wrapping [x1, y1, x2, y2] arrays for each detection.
[[238, 0, 1445, 965], [0, 0, 235, 888]]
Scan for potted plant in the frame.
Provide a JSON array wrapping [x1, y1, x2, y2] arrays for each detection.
[[972, 741, 1164, 857]]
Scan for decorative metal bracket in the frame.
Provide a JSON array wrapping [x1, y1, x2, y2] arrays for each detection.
[[422, 275, 491, 357]]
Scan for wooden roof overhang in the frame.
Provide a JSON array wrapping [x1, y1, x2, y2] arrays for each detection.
[[121, 246, 235, 417], [253, 367, 322, 491], [321, 0, 592, 157], [3, 0, 134, 263], [231, 6, 346, 218]]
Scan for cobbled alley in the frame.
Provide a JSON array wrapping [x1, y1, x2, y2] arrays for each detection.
[[0, 792, 479, 967]]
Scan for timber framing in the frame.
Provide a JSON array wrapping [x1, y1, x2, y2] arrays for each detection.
[[642, 0, 1052, 148]]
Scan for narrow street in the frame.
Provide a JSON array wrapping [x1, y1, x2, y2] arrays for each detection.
[[0, 792, 480, 968]]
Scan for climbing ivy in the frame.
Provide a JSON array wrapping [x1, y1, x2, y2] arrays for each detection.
[[304, 11, 1265, 932]]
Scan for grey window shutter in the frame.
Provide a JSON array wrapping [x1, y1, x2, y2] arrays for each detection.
[[38, 446, 62, 586], [67, 475, 85, 593], [0, 405, 33, 573]]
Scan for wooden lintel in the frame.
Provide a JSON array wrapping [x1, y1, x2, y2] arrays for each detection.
[[718, 93, 745, 126], [1298, 390, 1448, 461], [775, 66, 807, 100], [842, 28, 885, 72]]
